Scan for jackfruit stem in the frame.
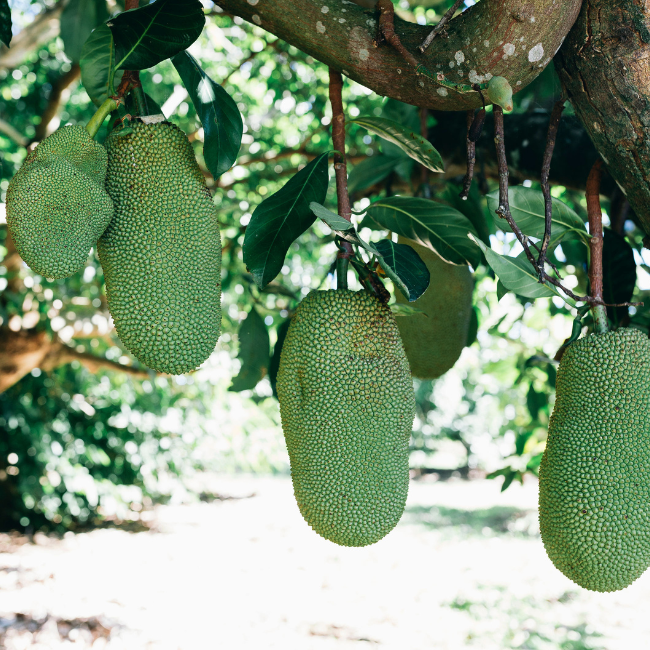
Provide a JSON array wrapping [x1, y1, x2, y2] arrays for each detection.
[[86, 98, 118, 139], [336, 256, 349, 290]]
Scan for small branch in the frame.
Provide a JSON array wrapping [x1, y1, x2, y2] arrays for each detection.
[[33, 63, 81, 142], [586, 159, 608, 332], [459, 109, 475, 200], [418, 0, 464, 53], [538, 99, 565, 266], [376, 0, 419, 69]]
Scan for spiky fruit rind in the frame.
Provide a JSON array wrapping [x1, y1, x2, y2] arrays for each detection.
[[395, 238, 473, 379], [98, 121, 221, 375], [6, 125, 113, 278], [276, 289, 416, 547], [539, 327, 650, 592]]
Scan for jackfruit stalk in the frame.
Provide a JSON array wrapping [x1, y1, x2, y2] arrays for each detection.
[[539, 327, 650, 592], [6, 125, 113, 278], [395, 237, 473, 379], [98, 121, 221, 374], [276, 289, 416, 547]]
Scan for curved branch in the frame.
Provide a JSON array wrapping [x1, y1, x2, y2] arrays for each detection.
[[213, 0, 582, 110]]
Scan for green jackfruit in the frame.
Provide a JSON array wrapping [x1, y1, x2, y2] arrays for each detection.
[[395, 237, 473, 379], [98, 121, 221, 374], [538, 327, 650, 592], [276, 289, 416, 547], [6, 125, 113, 278]]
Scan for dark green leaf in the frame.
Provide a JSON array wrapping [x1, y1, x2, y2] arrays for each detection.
[[466, 306, 479, 347], [110, 0, 204, 72], [487, 186, 588, 243], [374, 240, 430, 302], [515, 429, 535, 455], [61, 0, 109, 64], [350, 116, 444, 173], [526, 385, 547, 421], [546, 363, 556, 389], [269, 318, 291, 399], [442, 183, 492, 245], [470, 235, 564, 301], [365, 196, 481, 267], [496, 280, 509, 301], [0, 0, 12, 48], [243, 153, 329, 288], [347, 155, 402, 196], [80, 23, 123, 107], [124, 91, 162, 116], [229, 307, 270, 392], [381, 98, 419, 131], [171, 51, 243, 178]]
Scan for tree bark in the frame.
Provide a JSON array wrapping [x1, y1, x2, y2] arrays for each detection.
[[214, 0, 582, 110], [555, 0, 650, 234]]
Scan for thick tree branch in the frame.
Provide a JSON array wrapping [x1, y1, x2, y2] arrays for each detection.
[[213, 0, 582, 111]]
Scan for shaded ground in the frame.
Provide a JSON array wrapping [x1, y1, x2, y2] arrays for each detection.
[[0, 476, 646, 649]]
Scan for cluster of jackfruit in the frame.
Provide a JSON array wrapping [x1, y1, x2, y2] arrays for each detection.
[[276, 289, 416, 547], [539, 327, 650, 592], [6, 125, 113, 279], [395, 237, 473, 379]]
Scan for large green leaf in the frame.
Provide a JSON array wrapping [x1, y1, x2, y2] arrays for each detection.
[[365, 196, 481, 267], [229, 307, 270, 392], [442, 183, 492, 245], [374, 239, 430, 302], [110, 0, 204, 72], [0, 0, 12, 48], [244, 153, 330, 288], [171, 51, 242, 178], [347, 155, 402, 196], [61, 0, 109, 64], [269, 318, 291, 399], [487, 187, 588, 243], [80, 23, 123, 107], [470, 235, 564, 300], [350, 116, 444, 173]]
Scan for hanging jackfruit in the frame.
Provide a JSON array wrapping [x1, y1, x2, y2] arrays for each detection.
[[276, 289, 416, 547], [98, 121, 221, 374], [395, 237, 473, 379], [6, 125, 113, 278], [539, 327, 650, 592]]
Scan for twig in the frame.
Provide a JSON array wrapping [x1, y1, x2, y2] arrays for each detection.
[[537, 99, 565, 267], [376, 0, 419, 69], [459, 109, 475, 200], [586, 160, 608, 332], [418, 0, 464, 53], [329, 69, 353, 290], [33, 63, 81, 142]]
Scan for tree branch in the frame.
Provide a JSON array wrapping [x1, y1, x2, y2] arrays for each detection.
[[418, 0, 464, 53], [0, 119, 28, 147], [33, 63, 81, 142], [213, 0, 582, 111]]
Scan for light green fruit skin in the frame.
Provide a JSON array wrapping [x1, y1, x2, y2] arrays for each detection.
[[276, 289, 416, 547], [6, 125, 113, 279], [395, 237, 473, 379], [539, 327, 650, 592], [487, 76, 513, 111], [98, 121, 221, 375]]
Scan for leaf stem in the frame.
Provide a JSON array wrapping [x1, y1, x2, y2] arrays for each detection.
[[586, 160, 608, 333], [85, 97, 118, 138]]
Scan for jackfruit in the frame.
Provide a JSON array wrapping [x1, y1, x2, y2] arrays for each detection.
[[538, 327, 650, 592], [276, 289, 415, 547], [98, 121, 221, 374], [6, 125, 113, 278], [395, 237, 473, 379]]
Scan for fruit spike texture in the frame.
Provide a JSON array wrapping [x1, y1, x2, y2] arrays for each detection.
[[538, 327, 650, 592], [395, 237, 473, 379], [98, 121, 221, 375], [276, 289, 416, 547], [6, 125, 113, 279]]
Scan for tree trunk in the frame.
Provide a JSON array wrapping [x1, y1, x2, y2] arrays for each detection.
[[215, 0, 582, 110], [555, 0, 650, 234]]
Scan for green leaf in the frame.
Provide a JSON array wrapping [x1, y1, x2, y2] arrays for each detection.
[[487, 186, 588, 242], [442, 183, 492, 245], [602, 229, 636, 325], [61, 0, 109, 64], [309, 201, 353, 232], [171, 51, 243, 178], [243, 153, 329, 288], [0, 0, 12, 48], [390, 303, 426, 317], [469, 234, 563, 300], [466, 306, 479, 346], [347, 155, 402, 196], [496, 280, 509, 301], [110, 0, 204, 72], [80, 23, 123, 107], [269, 318, 291, 399], [365, 196, 481, 267], [350, 116, 444, 173], [374, 239, 430, 302], [229, 307, 270, 392]]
